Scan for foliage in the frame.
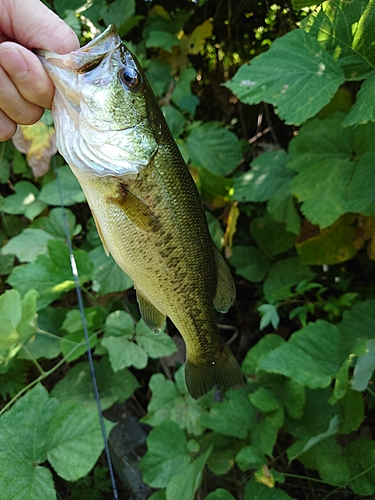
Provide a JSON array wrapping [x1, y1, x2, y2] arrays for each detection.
[[1, 0, 375, 499]]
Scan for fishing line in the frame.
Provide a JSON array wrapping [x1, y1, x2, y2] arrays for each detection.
[[52, 155, 119, 500]]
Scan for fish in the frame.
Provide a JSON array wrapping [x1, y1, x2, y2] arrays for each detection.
[[37, 24, 245, 399]]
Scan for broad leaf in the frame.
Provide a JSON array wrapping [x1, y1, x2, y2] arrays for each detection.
[[139, 420, 191, 488], [186, 122, 242, 176], [2, 228, 55, 263], [89, 245, 133, 295], [230, 246, 270, 282], [1, 181, 47, 220], [39, 166, 85, 206], [225, 30, 344, 125]]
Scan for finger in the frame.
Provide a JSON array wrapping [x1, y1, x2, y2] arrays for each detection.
[[3, 0, 79, 54], [0, 109, 16, 142], [0, 63, 44, 125], [0, 42, 55, 109]]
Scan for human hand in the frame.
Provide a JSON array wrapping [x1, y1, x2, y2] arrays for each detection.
[[0, 0, 79, 141]]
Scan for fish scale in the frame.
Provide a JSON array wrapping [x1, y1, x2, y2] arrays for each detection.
[[37, 24, 245, 398]]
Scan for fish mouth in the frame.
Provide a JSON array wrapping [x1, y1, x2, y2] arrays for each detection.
[[36, 24, 122, 108]]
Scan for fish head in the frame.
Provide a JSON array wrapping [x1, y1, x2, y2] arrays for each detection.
[[37, 25, 159, 176]]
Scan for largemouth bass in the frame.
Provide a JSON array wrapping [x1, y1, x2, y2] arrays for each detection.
[[37, 25, 245, 399]]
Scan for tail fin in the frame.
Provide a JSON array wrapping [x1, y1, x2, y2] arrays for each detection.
[[185, 344, 245, 399]]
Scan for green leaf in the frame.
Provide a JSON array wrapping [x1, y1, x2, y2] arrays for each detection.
[[263, 257, 314, 301], [267, 183, 300, 235], [291, 157, 355, 227], [171, 68, 197, 109], [351, 338, 375, 391], [162, 106, 186, 138], [166, 447, 212, 500], [186, 122, 242, 176], [250, 214, 296, 258], [304, 0, 375, 80], [89, 245, 133, 295], [258, 320, 345, 388], [205, 489, 236, 500], [8, 240, 93, 310], [225, 30, 345, 125], [1, 181, 47, 220], [0, 384, 58, 499], [230, 245, 269, 283], [244, 477, 296, 500], [233, 150, 292, 202], [141, 370, 206, 435], [32, 207, 81, 239], [135, 320, 177, 359], [102, 335, 148, 370], [207, 449, 235, 475], [146, 60, 174, 97], [199, 389, 257, 439], [235, 446, 266, 471], [2, 228, 55, 263], [51, 358, 140, 410], [145, 30, 180, 51], [342, 74, 375, 126], [242, 334, 285, 375], [287, 415, 340, 461], [101, 0, 135, 26], [39, 166, 85, 206], [139, 420, 190, 488], [47, 401, 114, 481], [346, 439, 375, 495], [258, 304, 280, 330]]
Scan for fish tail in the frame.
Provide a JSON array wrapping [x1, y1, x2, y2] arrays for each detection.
[[185, 344, 245, 399]]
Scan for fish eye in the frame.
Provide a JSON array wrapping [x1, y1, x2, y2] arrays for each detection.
[[118, 67, 141, 90]]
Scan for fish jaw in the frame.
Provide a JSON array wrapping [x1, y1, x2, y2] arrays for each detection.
[[36, 25, 158, 176]]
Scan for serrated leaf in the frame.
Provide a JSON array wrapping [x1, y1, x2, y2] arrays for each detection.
[[139, 420, 190, 488], [51, 358, 139, 410], [186, 122, 242, 176], [0, 384, 58, 500], [47, 401, 114, 481], [141, 369, 206, 435], [258, 304, 280, 331], [166, 446, 212, 500], [199, 389, 257, 439], [7, 240, 93, 310], [230, 245, 270, 283], [304, 0, 375, 80], [101, 0, 135, 26], [263, 257, 314, 301], [242, 334, 285, 375], [89, 245, 133, 295], [188, 20, 213, 54], [102, 335, 148, 370], [233, 150, 292, 202], [39, 166, 85, 206], [225, 30, 344, 125], [2, 228, 55, 263], [342, 74, 375, 126], [135, 320, 178, 359]]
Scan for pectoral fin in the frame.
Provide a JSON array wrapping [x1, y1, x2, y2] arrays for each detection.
[[213, 246, 236, 313], [136, 287, 166, 333], [108, 182, 160, 232]]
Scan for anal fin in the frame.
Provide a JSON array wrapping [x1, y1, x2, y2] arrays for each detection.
[[136, 287, 166, 333], [213, 246, 236, 313]]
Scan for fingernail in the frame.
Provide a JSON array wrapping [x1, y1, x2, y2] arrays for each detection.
[[0, 46, 29, 80]]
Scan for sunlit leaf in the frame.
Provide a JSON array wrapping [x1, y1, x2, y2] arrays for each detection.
[[225, 30, 345, 125]]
